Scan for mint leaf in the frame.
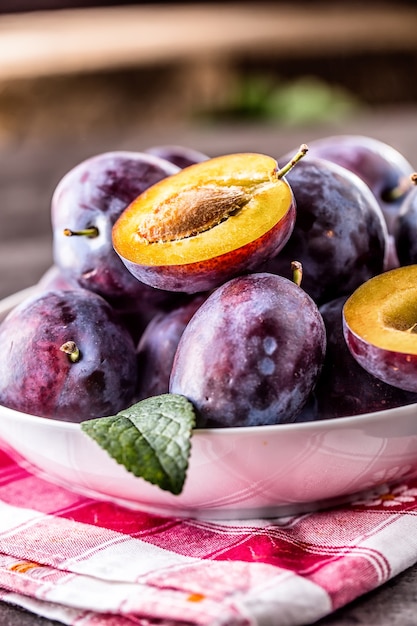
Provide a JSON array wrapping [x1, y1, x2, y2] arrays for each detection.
[[81, 394, 196, 495]]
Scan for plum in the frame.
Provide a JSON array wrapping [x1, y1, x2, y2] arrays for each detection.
[[51, 150, 180, 309], [313, 296, 417, 419], [305, 134, 415, 234], [144, 144, 209, 169], [169, 272, 326, 428], [394, 174, 417, 266], [0, 289, 138, 421], [262, 157, 389, 305], [343, 265, 417, 393], [112, 149, 308, 293], [136, 294, 206, 400]]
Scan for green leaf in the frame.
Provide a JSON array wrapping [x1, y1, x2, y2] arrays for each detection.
[[81, 394, 196, 495]]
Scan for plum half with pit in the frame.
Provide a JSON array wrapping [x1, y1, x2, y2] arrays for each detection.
[[169, 272, 326, 428], [263, 157, 389, 305], [343, 265, 417, 393], [112, 149, 307, 293], [51, 150, 180, 309], [313, 295, 417, 419], [0, 289, 138, 421]]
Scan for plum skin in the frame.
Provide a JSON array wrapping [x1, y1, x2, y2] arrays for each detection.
[[394, 186, 417, 266], [313, 296, 417, 419], [136, 294, 206, 400], [263, 157, 388, 305], [169, 273, 326, 428], [52, 150, 180, 305], [0, 289, 138, 422]]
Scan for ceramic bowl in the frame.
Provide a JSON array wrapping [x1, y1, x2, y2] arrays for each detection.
[[1, 287, 417, 520]]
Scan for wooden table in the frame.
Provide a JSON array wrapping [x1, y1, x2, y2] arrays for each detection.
[[1, 107, 417, 624]]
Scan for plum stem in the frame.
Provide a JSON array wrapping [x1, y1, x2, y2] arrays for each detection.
[[63, 227, 99, 238], [60, 341, 81, 363], [291, 260, 303, 287], [277, 144, 308, 179], [383, 174, 416, 202]]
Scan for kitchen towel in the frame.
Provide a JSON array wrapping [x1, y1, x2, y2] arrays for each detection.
[[0, 445, 417, 626]]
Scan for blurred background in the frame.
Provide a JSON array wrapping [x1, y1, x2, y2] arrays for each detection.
[[1, 0, 417, 297]]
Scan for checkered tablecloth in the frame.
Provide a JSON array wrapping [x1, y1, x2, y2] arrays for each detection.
[[0, 445, 417, 626]]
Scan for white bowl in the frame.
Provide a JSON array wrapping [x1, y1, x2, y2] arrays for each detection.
[[1, 287, 417, 520]]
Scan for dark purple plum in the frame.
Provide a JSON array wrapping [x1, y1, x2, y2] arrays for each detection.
[[169, 273, 326, 428], [51, 150, 180, 309], [304, 134, 415, 234], [262, 157, 389, 305], [0, 289, 138, 422], [136, 294, 206, 400], [394, 176, 417, 266], [312, 296, 417, 420], [144, 144, 209, 169]]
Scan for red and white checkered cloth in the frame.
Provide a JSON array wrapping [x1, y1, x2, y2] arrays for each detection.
[[0, 445, 417, 626]]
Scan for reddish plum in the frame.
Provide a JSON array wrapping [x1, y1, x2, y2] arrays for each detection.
[[169, 273, 326, 428], [394, 175, 417, 266], [0, 289, 138, 421]]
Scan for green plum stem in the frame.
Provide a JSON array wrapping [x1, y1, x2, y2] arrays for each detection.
[[60, 341, 81, 363], [291, 261, 303, 287], [63, 227, 99, 238], [277, 144, 308, 179]]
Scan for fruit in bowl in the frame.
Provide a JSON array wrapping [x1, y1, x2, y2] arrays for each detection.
[[0, 288, 138, 421], [112, 149, 307, 293], [393, 174, 417, 266], [343, 265, 417, 392], [51, 150, 180, 310], [305, 134, 415, 234], [169, 272, 326, 428], [262, 156, 389, 304]]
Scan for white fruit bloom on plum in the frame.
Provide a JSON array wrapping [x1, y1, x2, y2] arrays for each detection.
[[169, 272, 326, 428]]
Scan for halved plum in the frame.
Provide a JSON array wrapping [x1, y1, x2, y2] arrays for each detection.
[[112, 150, 306, 293], [343, 265, 417, 392]]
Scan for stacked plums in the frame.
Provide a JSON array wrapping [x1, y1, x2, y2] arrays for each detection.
[[1, 137, 417, 426]]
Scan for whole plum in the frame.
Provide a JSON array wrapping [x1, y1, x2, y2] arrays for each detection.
[[136, 294, 206, 400], [262, 157, 389, 305], [0, 289, 138, 422], [313, 296, 417, 419], [144, 144, 209, 169], [51, 150, 180, 309], [394, 175, 417, 266], [305, 134, 415, 234], [169, 273, 326, 428]]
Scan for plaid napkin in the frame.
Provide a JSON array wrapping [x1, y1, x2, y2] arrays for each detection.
[[1, 445, 417, 626]]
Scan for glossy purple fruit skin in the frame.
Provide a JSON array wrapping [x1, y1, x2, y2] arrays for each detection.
[[343, 320, 417, 394], [144, 144, 209, 169], [305, 135, 415, 234], [136, 294, 206, 400], [314, 296, 417, 419], [169, 273, 326, 428], [52, 151, 180, 306], [263, 158, 388, 305], [394, 187, 417, 266], [0, 289, 138, 422]]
